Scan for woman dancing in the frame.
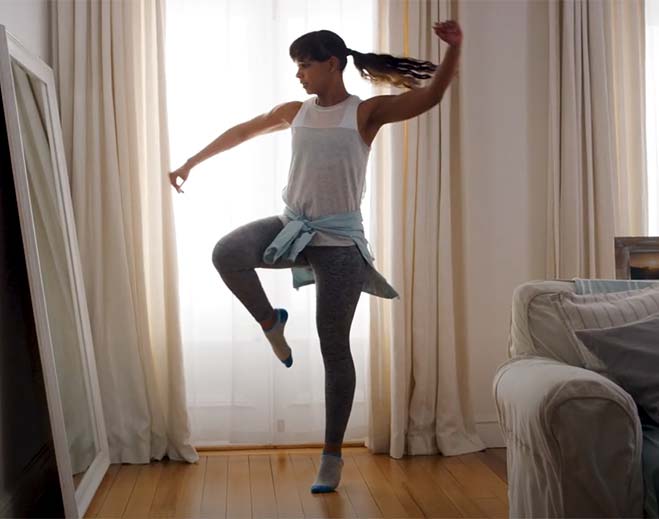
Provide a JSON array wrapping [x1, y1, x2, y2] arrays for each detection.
[[169, 20, 463, 493]]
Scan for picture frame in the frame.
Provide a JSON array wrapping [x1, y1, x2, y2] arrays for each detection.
[[614, 237, 659, 280]]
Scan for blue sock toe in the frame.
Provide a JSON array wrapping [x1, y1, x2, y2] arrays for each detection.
[[282, 354, 293, 368], [310, 484, 335, 494]]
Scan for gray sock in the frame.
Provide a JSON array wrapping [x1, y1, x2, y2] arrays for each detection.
[[310, 454, 344, 493], [263, 309, 293, 367]]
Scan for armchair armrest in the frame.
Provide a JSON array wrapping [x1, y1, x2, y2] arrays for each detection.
[[493, 356, 643, 518]]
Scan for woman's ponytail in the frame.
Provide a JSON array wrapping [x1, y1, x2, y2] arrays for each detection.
[[290, 30, 436, 90], [349, 49, 436, 89]]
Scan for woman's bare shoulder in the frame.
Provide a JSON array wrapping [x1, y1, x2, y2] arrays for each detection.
[[276, 100, 304, 125]]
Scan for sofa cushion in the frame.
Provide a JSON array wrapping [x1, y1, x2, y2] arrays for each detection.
[[509, 280, 581, 364], [526, 292, 584, 365], [552, 286, 659, 369], [575, 312, 659, 426]]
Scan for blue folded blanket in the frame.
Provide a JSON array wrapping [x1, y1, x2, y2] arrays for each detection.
[[573, 278, 659, 295]]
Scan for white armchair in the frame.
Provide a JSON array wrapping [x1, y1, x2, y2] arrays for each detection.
[[493, 281, 644, 518]]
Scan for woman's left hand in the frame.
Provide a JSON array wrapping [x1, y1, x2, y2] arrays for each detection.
[[433, 20, 463, 47]]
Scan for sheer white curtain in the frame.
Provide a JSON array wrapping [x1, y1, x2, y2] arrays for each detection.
[[165, 0, 375, 447], [647, 0, 659, 235]]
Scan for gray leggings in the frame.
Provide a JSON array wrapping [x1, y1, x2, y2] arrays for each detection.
[[211, 216, 367, 447]]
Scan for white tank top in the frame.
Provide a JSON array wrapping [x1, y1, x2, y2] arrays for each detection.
[[280, 94, 370, 246]]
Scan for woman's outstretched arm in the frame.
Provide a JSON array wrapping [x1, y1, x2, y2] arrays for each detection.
[[364, 20, 462, 128], [169, 101, 302, 193]]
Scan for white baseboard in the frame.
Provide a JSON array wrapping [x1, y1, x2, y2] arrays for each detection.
[[476, 419, 505, 448]]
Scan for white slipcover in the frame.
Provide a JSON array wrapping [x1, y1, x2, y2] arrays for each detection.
[[494, 281, 644, 518]]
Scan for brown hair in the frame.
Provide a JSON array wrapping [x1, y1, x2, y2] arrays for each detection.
[[289, 29, 436, 89]]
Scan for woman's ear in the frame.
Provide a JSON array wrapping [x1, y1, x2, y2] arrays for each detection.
[[328, 56, 340, 72]]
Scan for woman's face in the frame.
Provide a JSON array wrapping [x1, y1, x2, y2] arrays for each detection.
[[295, 58, 336, 94]]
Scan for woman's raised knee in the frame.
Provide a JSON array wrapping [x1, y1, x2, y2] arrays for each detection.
[[211, 237, 236, 273]]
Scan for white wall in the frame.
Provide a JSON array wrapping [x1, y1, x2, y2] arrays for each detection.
[[459, 0, 549, 446], [0, 0, 50, 65]]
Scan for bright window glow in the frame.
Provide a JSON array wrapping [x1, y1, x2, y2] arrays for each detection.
[[165, 0, 375, 446]]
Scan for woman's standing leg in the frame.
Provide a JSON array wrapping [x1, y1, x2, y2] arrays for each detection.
[[211, 216, 306, 365], [304, 245, 367, 492]]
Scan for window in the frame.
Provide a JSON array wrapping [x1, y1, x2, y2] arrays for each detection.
[[166, 0, 376, 446]]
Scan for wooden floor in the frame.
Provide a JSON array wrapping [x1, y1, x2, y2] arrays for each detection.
[[85, 447, 508, 518]]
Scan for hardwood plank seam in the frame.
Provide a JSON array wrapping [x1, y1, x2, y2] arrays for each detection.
[[351, 454, 387, 518], [340, 455, 362, 518], [118, 465, 137, 519]]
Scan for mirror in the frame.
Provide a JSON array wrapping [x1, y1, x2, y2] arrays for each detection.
[[12, 59, 97, 486], [0, 26, 109, 518]]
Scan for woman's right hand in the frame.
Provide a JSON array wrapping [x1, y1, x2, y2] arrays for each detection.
[[169, 162, 192, 193], [433, 20, 463, 48]]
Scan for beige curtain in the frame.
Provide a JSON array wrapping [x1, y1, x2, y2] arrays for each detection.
[[368, 0, 485, 458], [546, 0, 646, 279], [52, 0, 198, 464]]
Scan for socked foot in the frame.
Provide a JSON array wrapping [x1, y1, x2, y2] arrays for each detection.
[[310, 453, 343, 493], [263, 308, 293, 367]]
